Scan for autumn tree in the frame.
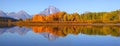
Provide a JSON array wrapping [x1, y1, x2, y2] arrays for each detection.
[[32, 14, 45, 22]]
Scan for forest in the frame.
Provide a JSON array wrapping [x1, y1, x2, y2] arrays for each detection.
[[32, 10, 120, 23]]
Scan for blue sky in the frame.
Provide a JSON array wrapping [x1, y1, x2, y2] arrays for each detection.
[[0, 0, 120, 15]]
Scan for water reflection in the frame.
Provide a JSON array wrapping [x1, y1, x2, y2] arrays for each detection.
[[0, 25, 120, 40], [0, 26, 31, 35], [32, 26, 120, 37], [40, 32, 58, 40]]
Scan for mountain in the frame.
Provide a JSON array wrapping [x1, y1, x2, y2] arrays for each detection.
[[7, 12, 17, 19], [40, 6, 60, 15], [0, 10, 7, 17], [7, 10, 31, 20], [0, 10, 31, 20]]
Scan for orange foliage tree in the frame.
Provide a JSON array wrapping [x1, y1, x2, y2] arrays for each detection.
[[32, 14, 46, 22]]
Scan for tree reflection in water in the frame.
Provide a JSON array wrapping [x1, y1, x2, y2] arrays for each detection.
[[32, 26, 120, 37]]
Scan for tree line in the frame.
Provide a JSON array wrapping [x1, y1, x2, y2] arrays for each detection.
[[32, 10, 120, 23]]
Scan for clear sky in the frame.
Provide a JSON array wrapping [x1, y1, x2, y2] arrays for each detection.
[[0, 0, 120, 15]]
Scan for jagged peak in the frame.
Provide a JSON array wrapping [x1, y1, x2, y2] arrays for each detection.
[[40, 6, 60, 15]]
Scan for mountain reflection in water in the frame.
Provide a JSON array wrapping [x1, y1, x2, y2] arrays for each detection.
[[0, 26, 31, 35]]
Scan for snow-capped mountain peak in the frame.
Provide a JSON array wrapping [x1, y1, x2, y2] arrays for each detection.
[[40, 6, 60, 15]]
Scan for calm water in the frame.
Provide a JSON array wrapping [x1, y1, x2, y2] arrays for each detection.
[[0, 25, 120, 46]]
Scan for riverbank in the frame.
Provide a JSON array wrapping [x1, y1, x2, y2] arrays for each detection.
[[12, 21, 120, 26], [1, 21, 120, 26]]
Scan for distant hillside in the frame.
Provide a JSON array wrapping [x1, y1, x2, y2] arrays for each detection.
[[0, 17, 18, 27], [0, 17, 18, 22]]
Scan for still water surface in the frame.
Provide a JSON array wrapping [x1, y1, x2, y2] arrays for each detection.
[[0, 26, 120, 46]]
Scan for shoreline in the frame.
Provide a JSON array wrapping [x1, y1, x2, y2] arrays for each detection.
[[13, 22, 120, 26], [1, 22, 120, 26]]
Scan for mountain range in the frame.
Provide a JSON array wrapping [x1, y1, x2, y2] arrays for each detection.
[[0, 10, 31, 20], [7, 10, 32, 20], [0, 6, 60, 20]]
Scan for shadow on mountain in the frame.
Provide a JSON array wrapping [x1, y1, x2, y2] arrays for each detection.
[[0, 17, 18, 22]]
